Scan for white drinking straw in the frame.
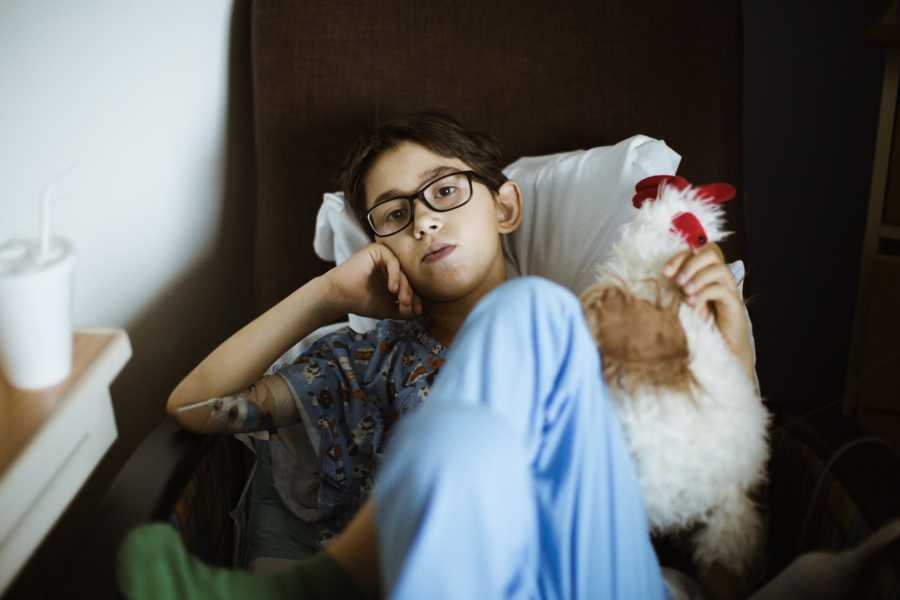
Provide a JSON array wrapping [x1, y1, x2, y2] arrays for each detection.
[[38, 182, 54, 263], [37, 162, 77, 265]]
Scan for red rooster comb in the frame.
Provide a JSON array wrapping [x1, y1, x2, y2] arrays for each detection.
[[632, 175, 736, 209]]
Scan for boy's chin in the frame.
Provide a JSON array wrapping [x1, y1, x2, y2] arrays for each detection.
[[414, 276, 482, 304], [415, 286, 466, 304], [412, 258, 505, 304]]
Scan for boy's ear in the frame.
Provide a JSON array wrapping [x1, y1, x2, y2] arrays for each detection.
[[495, 180, 523, 234]]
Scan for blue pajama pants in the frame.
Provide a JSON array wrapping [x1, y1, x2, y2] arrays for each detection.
[[372, 277, 669, 600]]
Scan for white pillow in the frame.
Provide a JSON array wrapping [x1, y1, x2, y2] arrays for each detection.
[[313, 192, 381, 333], [501, 134, 681, 295], [314, 192, 372, 265]]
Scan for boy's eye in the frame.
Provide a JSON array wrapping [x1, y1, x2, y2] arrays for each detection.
[[434, 185, 459, 201], [386, 207, 409, 222]]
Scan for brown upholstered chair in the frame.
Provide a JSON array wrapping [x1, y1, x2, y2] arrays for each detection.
[[48, 2, 900, 598]]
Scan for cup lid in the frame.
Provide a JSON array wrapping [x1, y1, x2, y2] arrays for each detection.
[[0, 237, 74, 277]]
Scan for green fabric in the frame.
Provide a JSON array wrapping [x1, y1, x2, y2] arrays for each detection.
[[117, 523, 365, 600]]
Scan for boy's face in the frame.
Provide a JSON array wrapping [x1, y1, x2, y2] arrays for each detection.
[[364, 141, 520, 302]]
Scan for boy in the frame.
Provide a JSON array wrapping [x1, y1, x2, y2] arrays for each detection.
[[119, 112, 755, 599]]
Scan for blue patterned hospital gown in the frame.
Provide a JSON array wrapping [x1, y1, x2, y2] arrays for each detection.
[[274, 316, 446, 533]]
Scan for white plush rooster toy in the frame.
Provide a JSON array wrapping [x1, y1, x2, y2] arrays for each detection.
[[580, 175, 771, 576]]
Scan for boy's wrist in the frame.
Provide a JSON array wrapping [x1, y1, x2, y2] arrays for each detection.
[[308, 274, 347, 325], [737, 346, 756, 387]]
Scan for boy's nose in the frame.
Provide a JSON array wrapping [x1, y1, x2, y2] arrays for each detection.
[[413, 205, 443, 238]]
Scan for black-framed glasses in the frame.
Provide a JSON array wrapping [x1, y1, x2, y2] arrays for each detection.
[[366, 170, 485, 237]]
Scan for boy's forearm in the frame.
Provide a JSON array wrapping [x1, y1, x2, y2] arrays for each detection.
[[733, 327, 760, 395], [167, 275, 340, 424], [738, 347, 756, 390], [171, 374, 301, 434]]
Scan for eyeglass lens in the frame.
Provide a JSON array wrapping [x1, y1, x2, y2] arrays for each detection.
[[369, 172, 472, 236]]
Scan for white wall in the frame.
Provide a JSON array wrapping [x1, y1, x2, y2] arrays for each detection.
[[0, 3, 255, 580], [0, 1, 240, 328]]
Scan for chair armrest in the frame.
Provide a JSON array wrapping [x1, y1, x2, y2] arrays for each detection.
[[768, 403, 900, 594], [107, 417, 212, 522]]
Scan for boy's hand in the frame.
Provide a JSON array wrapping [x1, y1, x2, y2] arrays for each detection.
[[323, 243, 423, 320], [662, 243, 754, 380]]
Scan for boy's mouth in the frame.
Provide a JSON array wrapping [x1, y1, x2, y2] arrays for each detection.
[[422, 243, 456, 263]]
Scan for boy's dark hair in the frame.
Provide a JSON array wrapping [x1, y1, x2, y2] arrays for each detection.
[[337, 112, 509, 235]]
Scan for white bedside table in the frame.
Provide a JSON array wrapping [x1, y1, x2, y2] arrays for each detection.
[[0, 328, 131, 595]]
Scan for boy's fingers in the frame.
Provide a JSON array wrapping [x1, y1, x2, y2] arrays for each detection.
[[697, 242, 727, 267], [662, 251, 690, 278], [688, 280, 727, 304], [682, 264, 736, 296], [687, 283, 741, 324], [402, 276, 413, 306], [383, 254, 400, 295], [397, 273, 413, 313], [697, 303, 710, 321], [672, 249, 719, 286], [699, 240, 724, 262], [664, 242, 725, 279]]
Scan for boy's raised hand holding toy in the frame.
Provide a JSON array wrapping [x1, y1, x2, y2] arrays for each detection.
[[663, 241, 755, 382]]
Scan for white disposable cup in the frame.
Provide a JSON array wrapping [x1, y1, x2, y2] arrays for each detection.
[[0, 237, 76, 389]]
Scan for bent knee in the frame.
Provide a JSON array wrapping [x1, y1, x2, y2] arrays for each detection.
[[388, 405, 528, 485]]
